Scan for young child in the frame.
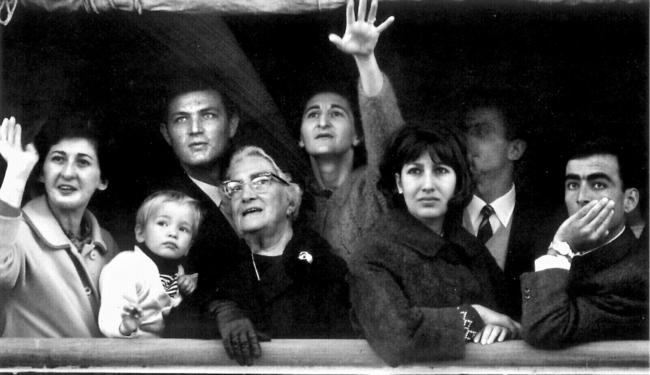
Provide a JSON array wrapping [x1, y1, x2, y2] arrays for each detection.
[[98, 190, 202, 338]]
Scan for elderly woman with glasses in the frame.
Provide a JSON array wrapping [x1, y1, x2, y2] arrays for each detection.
[[209, 145, 351, 366]]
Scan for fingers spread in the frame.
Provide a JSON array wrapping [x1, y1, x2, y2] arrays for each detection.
[[376, 16, 394, 34], [328, 34, 344, 49], [358, 0, 368, 21], [346, 0, 355, 27], [367, 0, 378, 23]]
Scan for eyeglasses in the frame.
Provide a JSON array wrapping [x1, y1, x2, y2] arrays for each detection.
[[222, 172, 289, 199]]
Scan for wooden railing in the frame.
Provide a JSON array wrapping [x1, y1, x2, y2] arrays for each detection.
[[0, 339, 647, 373]]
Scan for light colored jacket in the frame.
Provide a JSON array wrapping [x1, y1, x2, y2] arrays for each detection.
[[99, 246, 183, 338], [0, 195, 117, 337]]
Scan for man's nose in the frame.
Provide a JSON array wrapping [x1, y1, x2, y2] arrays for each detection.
[[189, 116, 203, 134], [576, 183, 592, 206]]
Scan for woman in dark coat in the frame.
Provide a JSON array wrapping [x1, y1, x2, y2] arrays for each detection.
[[349, 124, 520, 366], [211, 145, 351, 365]]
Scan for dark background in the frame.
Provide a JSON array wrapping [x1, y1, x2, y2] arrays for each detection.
[[1, 1, 647, 247]]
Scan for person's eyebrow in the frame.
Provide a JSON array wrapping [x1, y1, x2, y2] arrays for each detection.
[[329, 104, 350, 114], [303, 105, 321, 113], [199, 106, 223, 113], [586, 173, 614, 183], [75, 153, 95, 161]]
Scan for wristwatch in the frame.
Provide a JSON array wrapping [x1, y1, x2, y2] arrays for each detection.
[[549, 240, 574, 259]]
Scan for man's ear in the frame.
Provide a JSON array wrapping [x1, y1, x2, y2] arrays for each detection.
[[135, 225, 145, 243], [298, 138, 305, 148], [394, 173, 403, 194], [160, 123, 172, 146], [228, 114, 240, 139], [507, 139, 527, 161], [623, 187, 640, 214]]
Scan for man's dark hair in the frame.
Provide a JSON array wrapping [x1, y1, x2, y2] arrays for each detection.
[[162, 73, 239, 123], [567, 137, 638, 191]]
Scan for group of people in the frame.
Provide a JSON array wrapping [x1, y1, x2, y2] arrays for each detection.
[[0, 0, 647, 367]]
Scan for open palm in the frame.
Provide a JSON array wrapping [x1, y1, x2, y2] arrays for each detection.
[[329, 0, 394, 57], [0, 117, 38, 181]]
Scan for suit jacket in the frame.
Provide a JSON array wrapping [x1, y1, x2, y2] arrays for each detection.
[[520, 227, 649, 348], [154, 168, 248, 338], [499, 191, 560, 320]]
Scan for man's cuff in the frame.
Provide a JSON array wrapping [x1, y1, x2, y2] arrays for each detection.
[[535, 254, 571, 271]]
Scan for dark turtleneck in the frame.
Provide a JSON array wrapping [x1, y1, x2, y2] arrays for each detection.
[[137, 242, 182, 276]]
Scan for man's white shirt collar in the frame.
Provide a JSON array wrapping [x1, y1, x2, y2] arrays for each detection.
[[188, 175, 224, 207], [466, 184, 516, 233]]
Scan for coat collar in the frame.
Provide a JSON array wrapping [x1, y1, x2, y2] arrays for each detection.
[[22, 196, 108, 254], [375, 208, 483, 261]]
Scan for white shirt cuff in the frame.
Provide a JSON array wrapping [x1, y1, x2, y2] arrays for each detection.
[[535, 254, 571, 271]]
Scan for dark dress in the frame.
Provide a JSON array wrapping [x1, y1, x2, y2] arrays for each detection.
[[521, 227, 649, 348], [214, 225, 352, 338], [349, 209, 509, 366]]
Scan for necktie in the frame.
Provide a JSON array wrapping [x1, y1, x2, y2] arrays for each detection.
[[477, 205, 495, 244]]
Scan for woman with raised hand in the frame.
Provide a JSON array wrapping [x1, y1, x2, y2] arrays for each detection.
[[301, 0, 403, 262], [349, 124, 520, 366], [0, 114, 117, 337], [211, 146, 351, 366]]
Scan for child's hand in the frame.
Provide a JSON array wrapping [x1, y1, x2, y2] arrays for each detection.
[[178, 273, 198, 296], [119, 304, 142, 336]]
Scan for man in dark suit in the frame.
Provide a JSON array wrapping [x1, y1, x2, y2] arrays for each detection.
[[521, 138, 648, 348], [462, 98, 555, 320], [156, 77, 249, 339]]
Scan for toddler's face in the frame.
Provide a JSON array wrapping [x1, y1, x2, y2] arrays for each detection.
[[136, 201, 195, 259]]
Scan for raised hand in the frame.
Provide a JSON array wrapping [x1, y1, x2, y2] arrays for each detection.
[[0, 117, 39, 208], [328, 0, 394, 58], [0, 117, 38, 183], [553, 197, 615, 252]]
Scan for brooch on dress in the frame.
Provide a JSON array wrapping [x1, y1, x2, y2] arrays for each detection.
[[297, 251, 313, 264]]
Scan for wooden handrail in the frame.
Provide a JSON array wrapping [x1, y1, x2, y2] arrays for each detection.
[[0, 339, 647, 373]]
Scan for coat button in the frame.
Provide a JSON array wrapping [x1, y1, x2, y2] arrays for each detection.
[[84, 287, 92, 296], [89, 250, 97, 260]]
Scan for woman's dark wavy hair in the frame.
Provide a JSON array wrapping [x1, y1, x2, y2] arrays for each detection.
[[33, 111, 112, 183], [378, 123, 473, 219]]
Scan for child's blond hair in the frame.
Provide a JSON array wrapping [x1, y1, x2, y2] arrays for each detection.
[[135, 190, 203, 236]]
